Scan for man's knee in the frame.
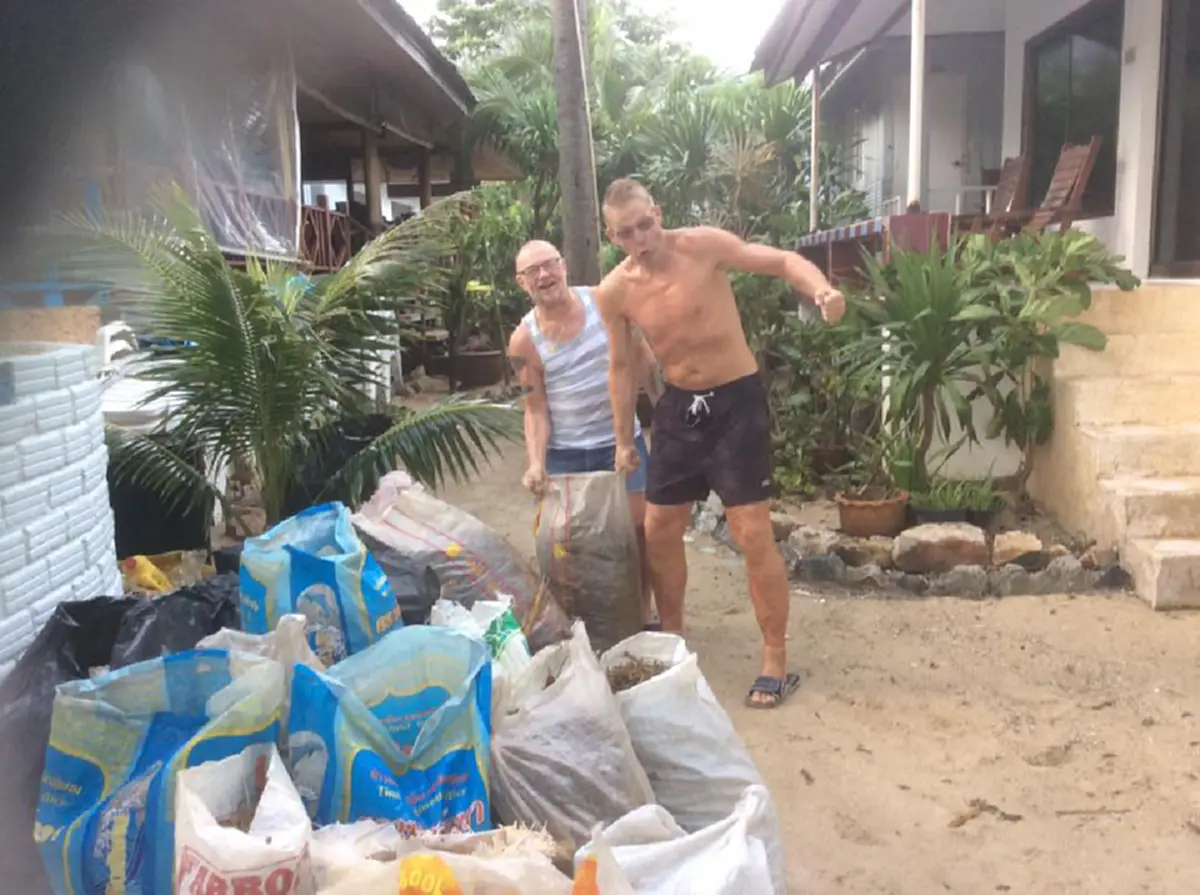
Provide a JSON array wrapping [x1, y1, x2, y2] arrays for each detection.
[[726, 503, 779, 560], [645, 504, 691, 546]]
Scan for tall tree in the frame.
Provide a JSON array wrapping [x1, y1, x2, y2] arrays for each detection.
[[551, 0, 601, 285]]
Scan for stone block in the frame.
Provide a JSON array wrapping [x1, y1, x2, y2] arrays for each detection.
[[892, 523, 989, 574]]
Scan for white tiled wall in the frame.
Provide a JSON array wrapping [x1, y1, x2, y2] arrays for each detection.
[[0, 343, 122, 679]]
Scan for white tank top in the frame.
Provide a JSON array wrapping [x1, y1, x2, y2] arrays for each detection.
[[523, 287, 641, 450]]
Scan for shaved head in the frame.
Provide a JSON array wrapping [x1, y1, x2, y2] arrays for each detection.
[[603, 178, 653, 212], [515, 239, 560, 272]]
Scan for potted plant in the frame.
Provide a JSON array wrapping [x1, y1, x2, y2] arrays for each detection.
[[834, 427, 916, 538], [962, 476, 1005, 530], [909, 479, 973, 526]]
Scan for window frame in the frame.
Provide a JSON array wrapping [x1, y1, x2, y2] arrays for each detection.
[[1020, 0, 1125, 219]]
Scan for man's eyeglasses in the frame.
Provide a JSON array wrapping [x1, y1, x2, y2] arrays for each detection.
[[517, 258, 562, 279]]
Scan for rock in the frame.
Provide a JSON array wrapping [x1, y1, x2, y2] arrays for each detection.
[[779, 542, 802, 577], [929, 565, 988, 599], [892, 523, 989, 574], [1046, 544, 1072, 560], [795, 554, 846, 583], [992, 531, 1044, 568], [845, 563, 888, 588], [990, 564, 1035, 597], [1029, 555, 1100, 594], [771, 511, 799, 542], [692, 501, 722, 536], [1097, 565, 1133, 590], [835, 535, 895, 570], [1080, 546, 1118, 570], [888, 571, 929, 595], [788, 525, 841, 560]]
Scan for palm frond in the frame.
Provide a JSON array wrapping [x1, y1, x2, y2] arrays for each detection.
[[317, 398, 521, 508], [106, 424, 234, 523]]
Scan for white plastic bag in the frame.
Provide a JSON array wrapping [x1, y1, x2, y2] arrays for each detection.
[[600, 633, 785, 892], [573, 785, 777, 895], [491, 621, 654, 852], [312, 822, 572, 894], [197, 613, 326, 671], [175, 743, 315, 895], [431, 596, 535, 721]]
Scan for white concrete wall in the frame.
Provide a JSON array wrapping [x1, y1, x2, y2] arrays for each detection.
[[1001, 0, 1164, 277], [0, 343, 122, 680]]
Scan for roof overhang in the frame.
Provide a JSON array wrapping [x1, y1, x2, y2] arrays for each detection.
[[752, 0, 1007, 86]]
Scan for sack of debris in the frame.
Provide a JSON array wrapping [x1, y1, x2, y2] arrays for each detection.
[[241, 502, 402, 665], [175, 743, 315, 895], [536, 472, 642, 653], [35, 649, 287, 894], [431, 596, 535, 722], [491, 621, 654, 852], [311, 822, 572, 894], [0, 597, 138, 895], [288, 625, 492, 833], [573, 785, 777, 895], [110, 572, 241, 668], [353, 471, 570, 651], [600, 632, 785, 891]]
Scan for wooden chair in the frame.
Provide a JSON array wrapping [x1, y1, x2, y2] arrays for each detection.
[[958, 137, 1102, 240], [953, 154, 1031, 236]]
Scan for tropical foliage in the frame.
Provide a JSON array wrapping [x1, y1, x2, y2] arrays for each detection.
[[58, 185, 519, 526]]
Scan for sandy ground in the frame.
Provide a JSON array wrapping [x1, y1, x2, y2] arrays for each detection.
[[438, 444, 1200, 895]]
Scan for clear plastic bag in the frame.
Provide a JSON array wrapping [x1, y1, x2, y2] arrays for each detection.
[[354, 471, 570, 650], [536, 472, 642, 653], [491, 622, 654, 852], [600, 633, 784, 891], [573, 785, 777, 895], [175, 744, 314, 895], [431, 596, 535, 723]]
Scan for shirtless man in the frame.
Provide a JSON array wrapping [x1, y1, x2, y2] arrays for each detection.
[[507, 239, 663, 627], [595, 179, 845, 708]]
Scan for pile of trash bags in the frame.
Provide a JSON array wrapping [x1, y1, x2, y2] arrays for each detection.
[[4, 470, 785, 894]]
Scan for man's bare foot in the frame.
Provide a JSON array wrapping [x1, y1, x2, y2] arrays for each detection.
[[745, 646, 800, 709]]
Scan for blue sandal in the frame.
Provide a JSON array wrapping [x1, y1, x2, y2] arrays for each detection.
[[744, 673, 802, 709]]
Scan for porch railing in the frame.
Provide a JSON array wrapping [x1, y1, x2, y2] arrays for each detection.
[[300, 202, 371, 272]]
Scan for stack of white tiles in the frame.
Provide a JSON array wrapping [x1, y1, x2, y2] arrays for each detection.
[[0, 342, 122, 680]]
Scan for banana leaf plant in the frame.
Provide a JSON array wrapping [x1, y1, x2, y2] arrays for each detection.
[[53, 184, 519, 528]]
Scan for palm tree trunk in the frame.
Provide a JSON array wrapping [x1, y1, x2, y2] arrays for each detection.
[[551, 0, 602, 286]]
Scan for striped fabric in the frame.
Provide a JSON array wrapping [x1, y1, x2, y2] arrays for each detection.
[[795, 215, 886, 248], [524, 287, 640, 450]]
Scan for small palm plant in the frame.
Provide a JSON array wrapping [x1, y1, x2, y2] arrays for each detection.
[[56, 184, 519, 527]]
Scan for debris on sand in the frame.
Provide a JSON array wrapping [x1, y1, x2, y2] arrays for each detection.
[[606, 654, 669, 693], [949, 798, 1023, 829]]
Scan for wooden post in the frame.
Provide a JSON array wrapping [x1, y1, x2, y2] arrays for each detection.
[[551, 0, 602, 286], [810, 68, 822, 233], [418, 148, 433, 210], [906, 0, 926, 211], [362, 127, 385, 232]]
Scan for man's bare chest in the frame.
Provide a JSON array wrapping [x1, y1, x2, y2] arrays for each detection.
[[624, 276, 711, 343]]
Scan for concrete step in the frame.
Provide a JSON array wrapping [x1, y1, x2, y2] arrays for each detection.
[[1085, 424, 1200, 478], [1079, 283, 1200, 335], [1098, 476, 1200, 542], [1125, 538, 1200, 609], [1057, 333, 1200, 378], [1056, 375, 1200, 427]]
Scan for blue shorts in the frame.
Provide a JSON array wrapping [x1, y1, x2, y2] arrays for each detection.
[[545, 433, 649, 493]]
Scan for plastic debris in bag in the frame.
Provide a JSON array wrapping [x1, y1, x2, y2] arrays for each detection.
[[573, 786, 777, 895], [110, 572, 241, 668], [0, 597, 137, 895], [431, 596, 535, 722], [35, 649, 287, 894], [354, 472, 570, 651], [599, 633, 785, 891], [536, 472, 642, 653], [312, 823, 572, 894], [241, 503, 402, 665], [491, 621, 654, 853], [288, 626, 492, 834], [175, 743, 315, 895]]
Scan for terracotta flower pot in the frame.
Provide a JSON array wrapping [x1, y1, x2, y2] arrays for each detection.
[[834, 489, 910, 538]]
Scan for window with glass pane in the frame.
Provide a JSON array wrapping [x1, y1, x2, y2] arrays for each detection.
[[1025, 0, 1123, 215]]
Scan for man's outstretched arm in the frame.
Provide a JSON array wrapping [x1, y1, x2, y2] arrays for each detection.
[[693, 226, 845, 321]]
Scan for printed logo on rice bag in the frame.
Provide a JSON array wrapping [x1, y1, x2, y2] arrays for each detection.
[[176, 846, 310, 895], [398, 854, 462, 894]]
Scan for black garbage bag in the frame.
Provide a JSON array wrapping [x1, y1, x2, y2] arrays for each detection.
[[356, 526, 442, 623], [0, 597, 137, 895], [109, 572, 241, 669]]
